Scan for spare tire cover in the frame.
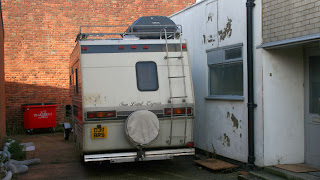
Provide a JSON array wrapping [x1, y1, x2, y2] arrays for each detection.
[[125, 110, 160, 146]]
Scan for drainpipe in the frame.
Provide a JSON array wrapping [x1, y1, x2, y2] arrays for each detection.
[[246, 0, 256, 167]]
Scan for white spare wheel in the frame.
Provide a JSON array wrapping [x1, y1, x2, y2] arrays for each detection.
[[125, 110, 160, 146]]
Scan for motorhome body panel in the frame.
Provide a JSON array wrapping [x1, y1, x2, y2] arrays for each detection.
[[78, 40, 194, 152], [80, 54, 193, 108], [70, 43, 84, 150], [82, 118, 193, 152], [70, 38, 195, 155]]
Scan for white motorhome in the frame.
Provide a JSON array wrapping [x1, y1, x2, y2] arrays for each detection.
[[69, 16, 195, 163]]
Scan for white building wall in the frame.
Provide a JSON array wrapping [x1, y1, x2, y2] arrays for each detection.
[[262, 48, 305, 166], [252, 0, 264, 167], [170, 0, 305, 167], [171, 0, 264, 165]]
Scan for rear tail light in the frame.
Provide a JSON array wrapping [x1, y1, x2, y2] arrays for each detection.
[[182, 45, 187, 49], [164, 107, 192, 116], [87, 111, 116, 119], [81, 46, 88, 51], [186, 141, 194, 148]]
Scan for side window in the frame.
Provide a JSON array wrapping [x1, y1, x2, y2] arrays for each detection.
[[207, 44, 243, 98], [75, 69, 79, 94], [136, 61, 159, 91], [73, 105, 78, 117]]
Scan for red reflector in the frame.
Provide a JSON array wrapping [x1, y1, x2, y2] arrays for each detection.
[[82, 47, 88, 51], [143, 45, 149, 49], [131, 46, 137, 49], [186, 141, 194, 148], [87, 111, 116, 119], [96, 112, 107, 118], [182, 45, 187, 49], [164, 108, 171, 115], [119, 46, 124, 49], [87, 112, 96, 118], [164, 107, 192, 116]]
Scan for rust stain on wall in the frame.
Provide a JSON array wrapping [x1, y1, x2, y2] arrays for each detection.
[[207, 12, 213, 22], [218, 17, 232, 41], [207, 35, 215, 43], [231, 113, 239, 129], [223, 133, 230, 146]]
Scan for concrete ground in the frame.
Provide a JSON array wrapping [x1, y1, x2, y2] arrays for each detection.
[[11, 133, 239, 180]]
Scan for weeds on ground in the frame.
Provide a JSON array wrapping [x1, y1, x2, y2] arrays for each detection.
[[6, 126, 25, 136], [2, 136, 11, 144], [1, 136, 26, 160], [0, 152, 9, 163], [55, 124, 64, 133], [7, 140, 26, 160]]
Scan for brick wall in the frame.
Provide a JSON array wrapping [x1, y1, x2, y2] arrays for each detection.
[[2, 0, 195, 130], [262, 0, 320, 43], [0, 2, 5, 140]]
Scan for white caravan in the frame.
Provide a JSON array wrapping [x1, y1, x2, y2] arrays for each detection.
[[69, 16, 195, 163]]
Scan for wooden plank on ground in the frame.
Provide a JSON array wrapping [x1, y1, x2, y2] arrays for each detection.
[[194, 158, 238, 170], [274, 164, 320, 173]]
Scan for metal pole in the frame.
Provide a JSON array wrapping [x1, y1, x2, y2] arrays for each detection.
[[246, 0, 256, 168]]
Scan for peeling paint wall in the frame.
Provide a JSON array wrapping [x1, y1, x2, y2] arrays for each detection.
[[170, 0, 265, 164], [171, 0, 306, 167]]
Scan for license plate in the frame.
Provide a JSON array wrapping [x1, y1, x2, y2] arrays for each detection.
[[91, 127, 107, 139]]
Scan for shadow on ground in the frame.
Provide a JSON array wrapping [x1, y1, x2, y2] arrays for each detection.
[[11, 133, 238, 180]]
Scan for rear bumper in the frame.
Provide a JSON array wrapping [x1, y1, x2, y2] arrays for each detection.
[[84, 148, 195, 163]]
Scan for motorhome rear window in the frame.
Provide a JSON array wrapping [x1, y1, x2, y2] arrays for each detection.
[[136, 62, 159, 91]]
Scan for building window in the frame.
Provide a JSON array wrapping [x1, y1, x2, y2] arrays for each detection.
[[207, 44, 243, 100], [136, 61, 159, 91], [75, 69, 79, 94]]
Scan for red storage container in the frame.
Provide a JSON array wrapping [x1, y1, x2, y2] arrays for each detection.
[[21, 103, 57, 130]]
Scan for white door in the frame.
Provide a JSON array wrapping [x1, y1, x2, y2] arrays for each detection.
[[305, 49, 320, 167]]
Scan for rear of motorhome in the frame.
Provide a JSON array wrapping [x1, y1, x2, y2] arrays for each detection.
[[69, 16, 195, 163]]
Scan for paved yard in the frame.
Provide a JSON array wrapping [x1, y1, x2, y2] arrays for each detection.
[[11, 133, 239, 180]]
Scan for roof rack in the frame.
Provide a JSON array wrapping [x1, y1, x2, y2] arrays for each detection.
[[75, 24, 182, 42]]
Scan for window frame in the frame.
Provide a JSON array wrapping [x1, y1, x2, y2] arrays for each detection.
[[135, 61, 159, 92], [206, 43, 244, 101]]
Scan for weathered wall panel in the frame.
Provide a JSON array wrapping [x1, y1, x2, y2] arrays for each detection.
[[171, 0, 264, 165], [172, 0, 308, 167]]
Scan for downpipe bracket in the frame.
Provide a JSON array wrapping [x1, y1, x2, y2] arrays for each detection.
[[246, 0, 255, 7], [247, 103, 257, 108]]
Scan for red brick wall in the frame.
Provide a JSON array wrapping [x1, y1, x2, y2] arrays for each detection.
[[0, 3, 4, 140], [2, 0, 195, 130], [0, 2, 5, 140]]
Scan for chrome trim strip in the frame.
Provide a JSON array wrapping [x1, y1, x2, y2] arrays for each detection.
[[145, 148, 195, 155], [84, 148, 195, 163]]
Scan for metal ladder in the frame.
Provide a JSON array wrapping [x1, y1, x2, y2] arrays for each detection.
[[162, 28, 188, 145]]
